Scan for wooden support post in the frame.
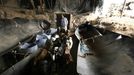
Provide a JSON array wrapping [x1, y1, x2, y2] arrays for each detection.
[[39, 0, 45, 14], [30, 0, 36, 15], [0, 0, 4, 6], [42, 0, 45, 12], [39, 0, 42, 13], [120, 0, 127, 17]]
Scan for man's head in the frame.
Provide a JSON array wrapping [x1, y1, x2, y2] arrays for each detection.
[[40, 20, 51, 30], [67, 30, 72, 36]]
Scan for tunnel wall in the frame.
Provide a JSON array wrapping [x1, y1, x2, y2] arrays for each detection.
[[0, 0, 103, 13]]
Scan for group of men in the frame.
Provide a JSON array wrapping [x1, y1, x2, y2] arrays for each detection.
[[55, 15, 73, 64], [35, 14, 73, 64]]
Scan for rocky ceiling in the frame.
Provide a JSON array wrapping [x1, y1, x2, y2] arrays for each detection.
[[0, 0, 103, 13]]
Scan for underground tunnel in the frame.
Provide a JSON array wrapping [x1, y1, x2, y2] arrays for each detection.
[[0, 0, 134, 75]]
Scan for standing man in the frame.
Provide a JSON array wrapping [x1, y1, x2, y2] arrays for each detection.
[[61, 15, 68, 32]]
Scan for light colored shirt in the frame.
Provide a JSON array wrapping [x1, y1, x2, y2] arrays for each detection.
[[66, 37, 73, 50], [75, 28, 81, 40], [61, 17, 68, 27]]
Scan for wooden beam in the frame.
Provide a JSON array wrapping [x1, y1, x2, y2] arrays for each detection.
[[30, 0, 36, 14], [120, 0, 127, 17]]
